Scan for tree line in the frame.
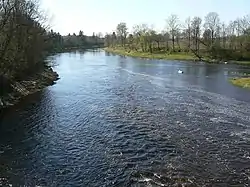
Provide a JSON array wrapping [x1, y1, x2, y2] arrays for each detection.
[[104, 12, 250, 61], [47, 30, 104, 52], [0, 0, 104, 82]]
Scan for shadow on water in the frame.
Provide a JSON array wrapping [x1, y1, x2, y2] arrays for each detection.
[[104, 51, 125, 57], [0, 89, 56, 186]]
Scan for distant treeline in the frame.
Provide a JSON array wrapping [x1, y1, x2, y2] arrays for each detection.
[[104, 12, 250, 61], [48, 31, 104, 52], [0, 0, 104, 82]]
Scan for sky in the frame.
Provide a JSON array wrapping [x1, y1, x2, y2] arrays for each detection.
[[41, 0, 250, 36]]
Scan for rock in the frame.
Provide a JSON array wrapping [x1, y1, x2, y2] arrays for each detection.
[[0, 67, 59, 110], [12, 82, 29, 96], [5, 101, 13, 106], [0, 98, 3, 106]]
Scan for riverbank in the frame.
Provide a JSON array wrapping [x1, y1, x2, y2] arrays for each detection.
[[104, 48, 250, 65], [0, 67, 59, 110], [230, 78, 250, 88], [104, 48, 199, 61]]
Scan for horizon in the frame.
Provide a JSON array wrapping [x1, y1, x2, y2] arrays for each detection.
[[41, 0, 250, 36]]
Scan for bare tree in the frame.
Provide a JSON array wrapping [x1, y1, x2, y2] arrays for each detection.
[[154, 33, 164, 51], [204, 12, 220, 45], [161, 30, 170, 51], [184, 16, 192, 50], [104, 33, 112, 47], [166, 14, 179, 51], [221, 22, 227, 48], [111, 32, 117, 47], [234, 18, 245, 50], [191, 17, 202, 53], [241, 14, 250, 34], [226, 21, 236, 49], [132, 24, 150, 52], [116, 22, 128, 47]]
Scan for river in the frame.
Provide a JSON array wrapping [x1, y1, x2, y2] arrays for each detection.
[[0, 49, 250, 186]]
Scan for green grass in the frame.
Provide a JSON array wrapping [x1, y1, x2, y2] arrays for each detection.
[[105, 47, 250, 65], [234, 61, 250, 65], [104, 48, 199, 61], [230, 78, 250, 88]]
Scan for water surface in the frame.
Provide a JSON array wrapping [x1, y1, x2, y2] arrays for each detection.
[[0, 50, 250, 186]]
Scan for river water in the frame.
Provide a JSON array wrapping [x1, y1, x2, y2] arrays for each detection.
[[0, 49, 250, 186]]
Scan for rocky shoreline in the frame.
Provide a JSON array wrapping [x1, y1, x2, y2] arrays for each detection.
[[0, 67, 59, 111]]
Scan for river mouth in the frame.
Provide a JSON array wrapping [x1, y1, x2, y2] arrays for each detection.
[[0, 50, 250, 186]]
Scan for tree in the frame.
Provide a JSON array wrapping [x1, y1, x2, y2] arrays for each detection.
[[166, 14, 179, 51], [154, 33, 164, 51], [221, 22, 227, 48], [226, 21, 236, 49], [204, 12, 220, 45], [104, 33, 112, 46], [147, 28, 157, 53], [111, 32, 117, 47], [184, 16, 192, 50], [79, 30, 83, 36], [127, 34, 134, 50], [132, 24, 150, 52], [78, 30, 86, 46], [191, 16, 202, 53], [116, 22, 128, 46], [161, 30, 170, 51]]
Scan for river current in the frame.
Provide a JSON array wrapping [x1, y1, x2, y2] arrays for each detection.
[[0, 50, 250, 186]]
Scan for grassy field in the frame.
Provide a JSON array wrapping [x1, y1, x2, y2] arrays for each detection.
[[104, 48, 199, 61], [230, 78, 250, 88]]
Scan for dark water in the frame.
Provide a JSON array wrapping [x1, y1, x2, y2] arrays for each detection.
[[1, 49, 250, 187]]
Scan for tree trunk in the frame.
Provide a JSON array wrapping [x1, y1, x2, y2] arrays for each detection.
[[149, 43, 152, 53], [188, 33, 191, 51], [157, 41, 160, 51], [172, 35, 175, 51]]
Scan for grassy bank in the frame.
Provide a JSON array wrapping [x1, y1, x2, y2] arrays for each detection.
[[234, 61, 250, 65], [230, 78, 250, 88], [104, 48, 250, 65], [104, 48, 199, 61]]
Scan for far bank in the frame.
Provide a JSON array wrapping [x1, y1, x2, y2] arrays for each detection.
[[104, 47, 199, 61], [104, 48, 250, 65]]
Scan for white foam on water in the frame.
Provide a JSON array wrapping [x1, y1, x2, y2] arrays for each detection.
[[120, 68, 166, 81], [154, 173, 161, 179]]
